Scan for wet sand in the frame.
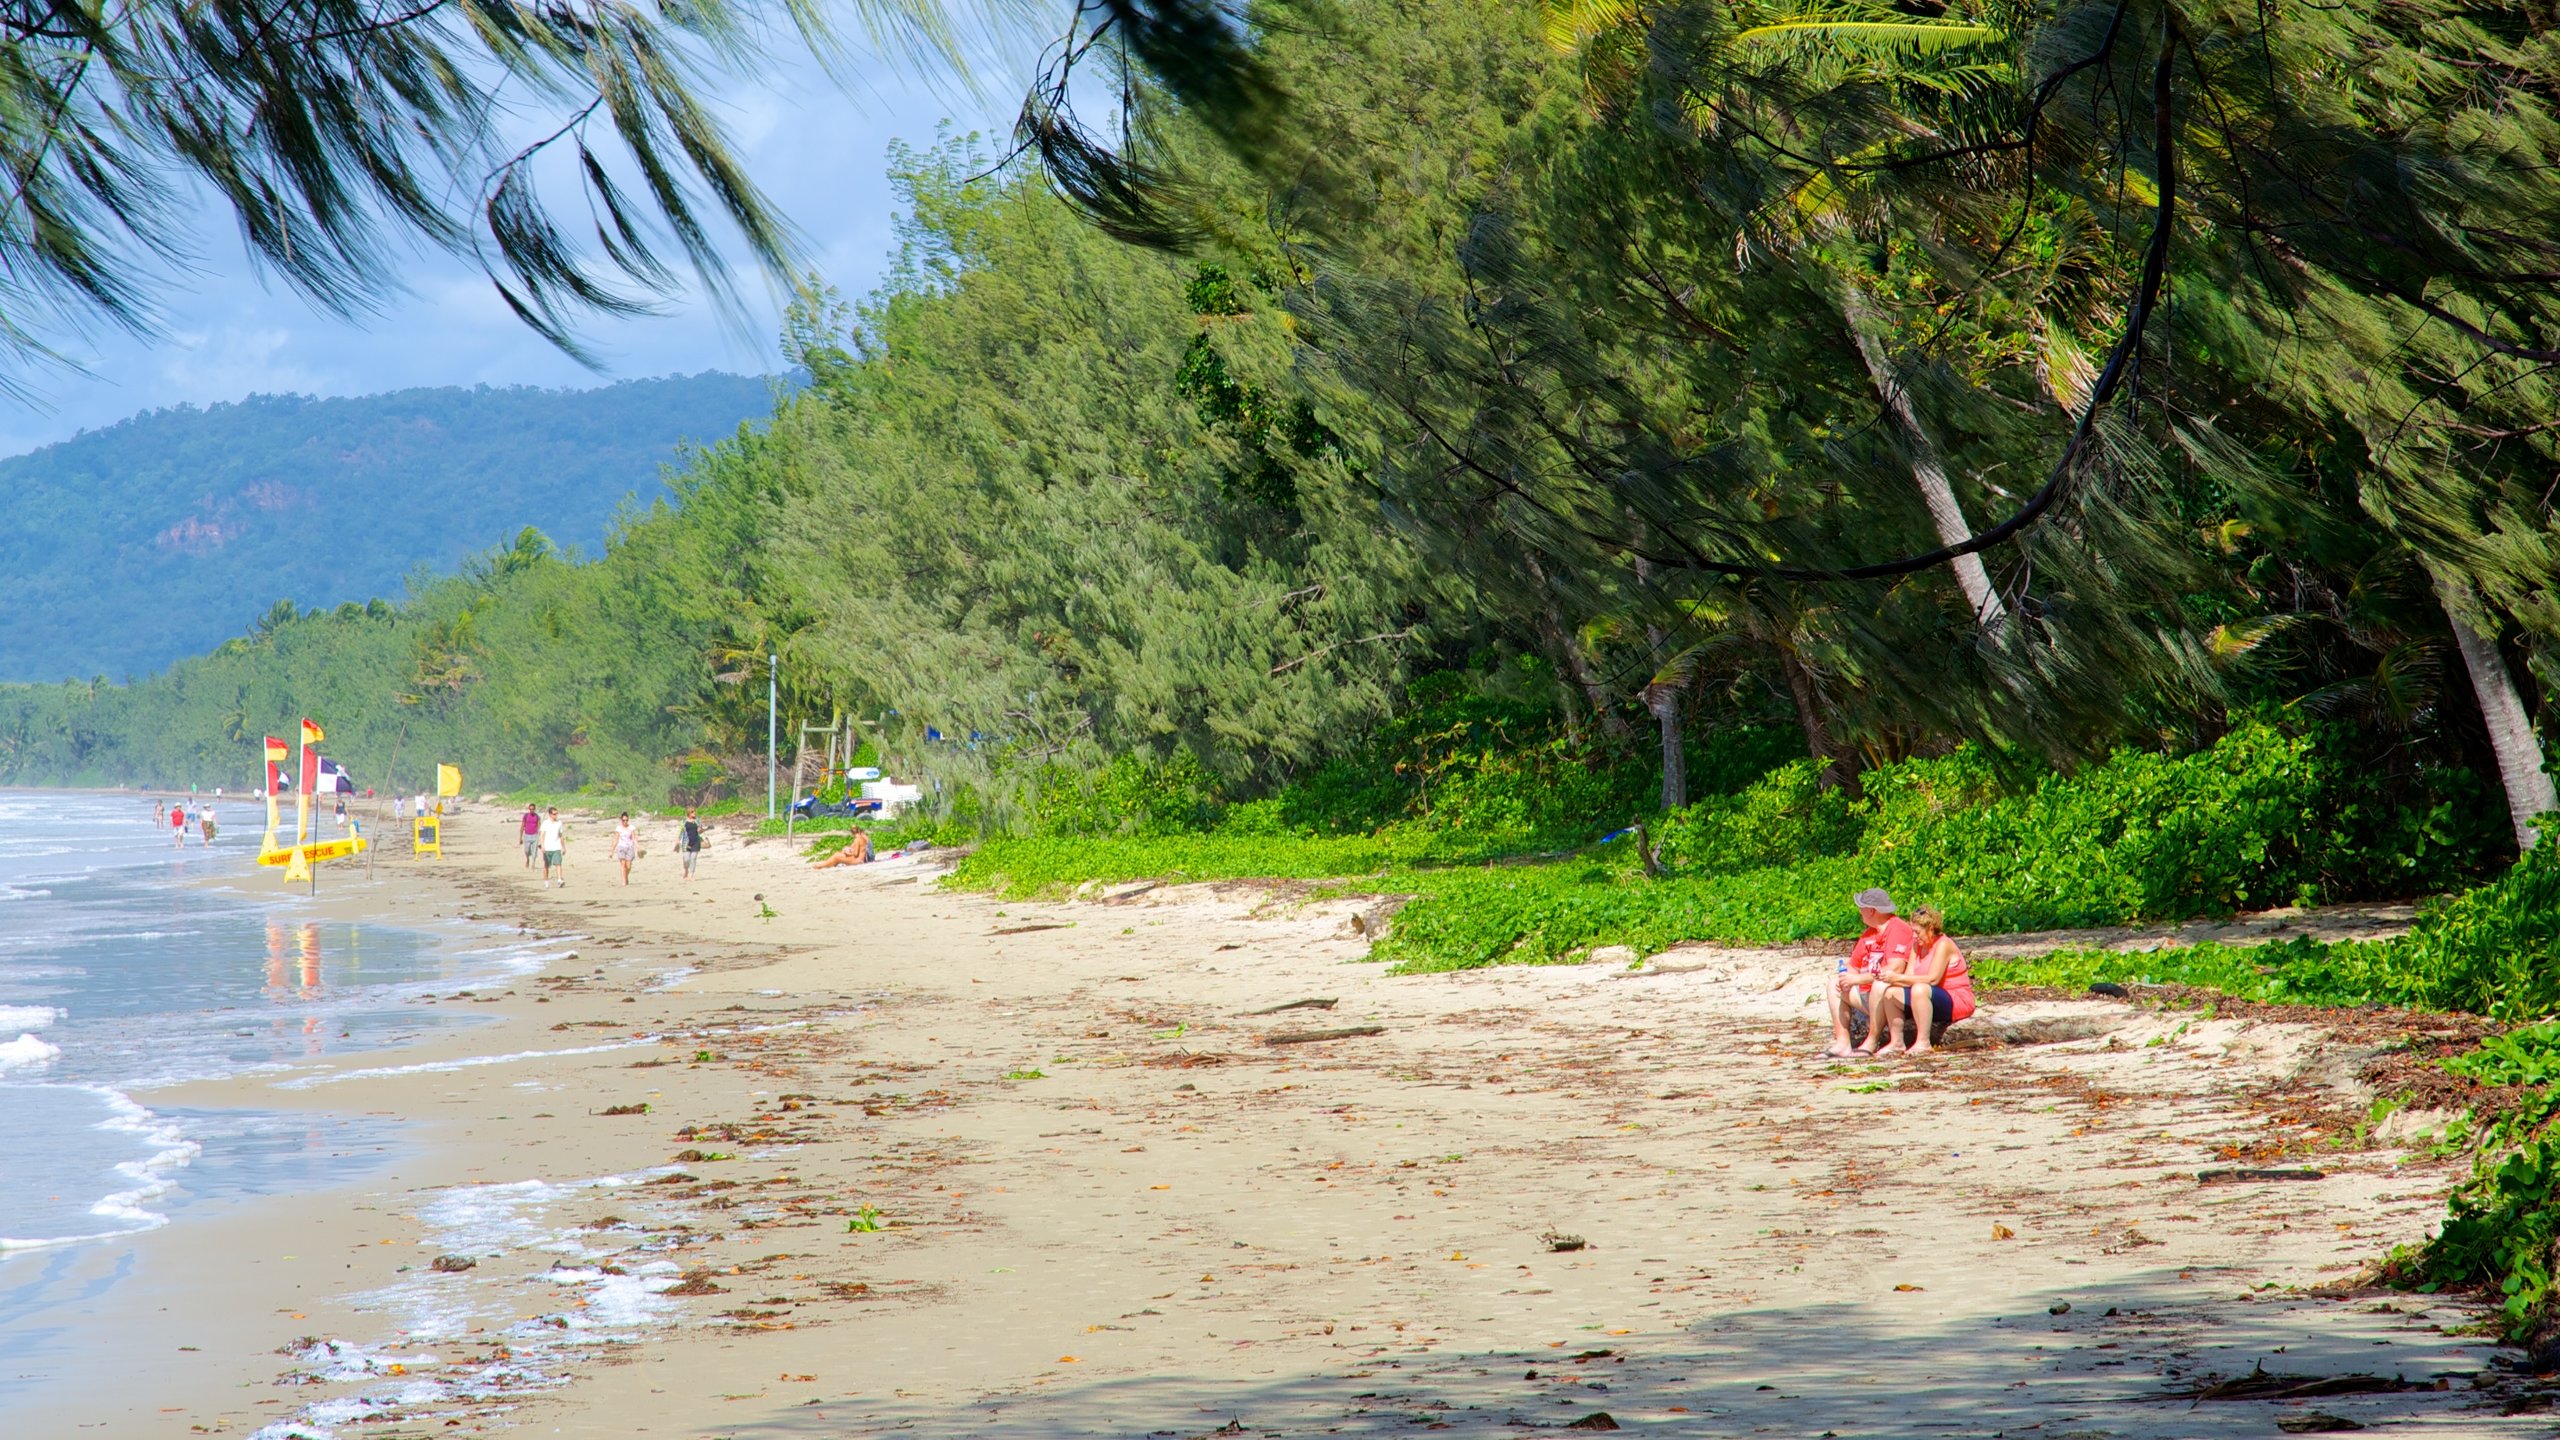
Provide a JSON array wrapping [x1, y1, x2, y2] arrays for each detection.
[[21, 810, 2551, 1436]]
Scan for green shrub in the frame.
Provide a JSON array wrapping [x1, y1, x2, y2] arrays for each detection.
[[949, 722, 2507, 974], [1996, 829, 2558, 1019], [2402, 1022, 2560, 1342], [1032, 752, 1221, 837], [947, 830, 1497, 895], [1651, 759, 1861, 874]]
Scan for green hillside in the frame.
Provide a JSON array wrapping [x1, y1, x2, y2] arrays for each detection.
[[0, 373, 776, 682]]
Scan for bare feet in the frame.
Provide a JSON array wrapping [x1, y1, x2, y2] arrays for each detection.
[[1905, 1044, 1935, 1058], [1821, 1044, 1858, 1059], [1875, 1043, 1908, 1057]]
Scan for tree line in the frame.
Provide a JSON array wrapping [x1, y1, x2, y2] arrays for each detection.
[[0, 0, 2549, 863]]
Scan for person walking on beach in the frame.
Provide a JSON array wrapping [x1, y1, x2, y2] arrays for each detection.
[[169, 803, 188, 847], [538, 807, 569, 887], [520, 804, 542, 869], [395, 794, 407, 824], [200, 808, 218, 847], [677, 809, 704, 881], [610, 812, 638, 886], [153, 800, 166, 829]]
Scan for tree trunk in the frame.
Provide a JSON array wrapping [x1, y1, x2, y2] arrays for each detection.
[[1842, 289, 2010, 633], [1647, 680, 1687, 811], [1778, 646, 1860, 796], [1630, 536, 1686, 810], [2429, 563, 2557, 851]]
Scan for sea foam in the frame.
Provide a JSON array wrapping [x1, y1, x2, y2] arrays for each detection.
[[0, 1032, 61, 1071]]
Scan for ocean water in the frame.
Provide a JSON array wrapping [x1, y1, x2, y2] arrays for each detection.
[[0, 791, 553, 1380]]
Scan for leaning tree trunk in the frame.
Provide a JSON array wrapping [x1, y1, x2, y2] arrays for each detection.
[[1843, 291, 2011, 634], [2428, 563, 2557, 851]]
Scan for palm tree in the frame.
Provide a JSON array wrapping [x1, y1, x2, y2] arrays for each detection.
[[1548, 0, 2025, 635], [0, 0, 971, 382], [2425, 564, 2557, 851]]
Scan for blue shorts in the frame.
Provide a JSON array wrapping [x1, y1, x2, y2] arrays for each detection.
[[1905, 985, 1958, 1021]]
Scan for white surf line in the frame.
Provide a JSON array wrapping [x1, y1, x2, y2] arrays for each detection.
[[271, 1019, 820, 1090]]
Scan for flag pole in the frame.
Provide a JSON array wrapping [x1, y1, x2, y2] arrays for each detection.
[[294, 728, 310, 851]]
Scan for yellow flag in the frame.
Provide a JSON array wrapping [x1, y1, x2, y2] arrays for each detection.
[[436, 764, 462, 797], [283, 847, 309, 883]]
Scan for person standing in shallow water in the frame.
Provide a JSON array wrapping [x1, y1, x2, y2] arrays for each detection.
[[678, 809, 704, 881], [610, 813, 638, 886]]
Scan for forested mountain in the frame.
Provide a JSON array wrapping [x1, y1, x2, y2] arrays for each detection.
[[0, 373, 777, 682]]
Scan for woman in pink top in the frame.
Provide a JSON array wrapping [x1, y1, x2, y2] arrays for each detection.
[[1862, 904, 1975, 1056]]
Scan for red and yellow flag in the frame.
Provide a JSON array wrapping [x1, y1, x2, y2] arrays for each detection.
[[300, 718, 325, 745], [264, 736, 289, 763]]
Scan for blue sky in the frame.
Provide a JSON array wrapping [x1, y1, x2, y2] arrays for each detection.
[[0, 40, 1029, 458]]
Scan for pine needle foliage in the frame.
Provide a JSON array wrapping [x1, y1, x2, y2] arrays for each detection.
[[0, 0, 964, 379]]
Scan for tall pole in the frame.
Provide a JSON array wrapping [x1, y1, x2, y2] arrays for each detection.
[[294, 731, 310, 849], [766, 652, 779, 820]]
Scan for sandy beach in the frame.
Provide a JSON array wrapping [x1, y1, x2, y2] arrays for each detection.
[[23, 808, 2554, 1437]]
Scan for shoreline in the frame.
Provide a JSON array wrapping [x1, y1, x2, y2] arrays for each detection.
[[14, 805, 2551, 1436]]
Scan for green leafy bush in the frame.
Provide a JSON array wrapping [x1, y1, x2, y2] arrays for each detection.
[[951, 722, 2506, 975], [1988, 829, 2558, 1019], [2401, 1023, 2560, 1343], [1031, 752, 1221, 837], [1650, 760, 1860, 874], [948, 830, 1497, 896]]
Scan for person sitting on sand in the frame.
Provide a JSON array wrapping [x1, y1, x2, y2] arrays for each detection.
[[809, 830, 873, 869], [1822, 887, 1916, 1059], [1860, 904, 1975, 1057]]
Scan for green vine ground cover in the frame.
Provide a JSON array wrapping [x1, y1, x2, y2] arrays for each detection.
[[948, 721, 2494, 971]]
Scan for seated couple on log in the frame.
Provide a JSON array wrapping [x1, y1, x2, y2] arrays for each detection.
[[1822, 888, 1974, 1059]]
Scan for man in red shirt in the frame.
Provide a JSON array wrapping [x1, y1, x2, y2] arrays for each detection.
[[1823, 887, 1916, 1058]]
